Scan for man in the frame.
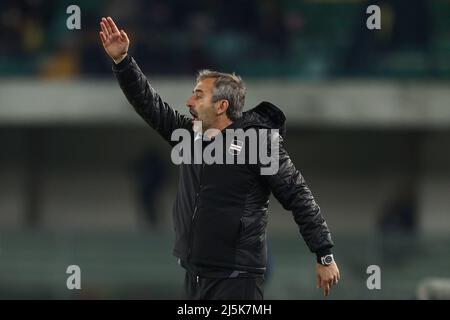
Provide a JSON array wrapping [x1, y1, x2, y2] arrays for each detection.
[[99, 16, 340, 300]]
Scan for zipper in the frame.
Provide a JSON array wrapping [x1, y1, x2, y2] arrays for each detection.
[[187, 202, 197, 258], [187, 162, 205, 259]]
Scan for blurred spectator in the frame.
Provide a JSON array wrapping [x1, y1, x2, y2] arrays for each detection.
[[378, 183, 417, 233], [133, 150, 168, 229], [377, 180, 418, 264], [254, 0, 288, 59], [39, 37, 81, 79]]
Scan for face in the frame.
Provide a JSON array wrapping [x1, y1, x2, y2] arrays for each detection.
[[186, 78, 219, 132]]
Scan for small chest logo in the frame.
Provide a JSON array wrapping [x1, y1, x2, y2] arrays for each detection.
[[228, 139, 243, 155]]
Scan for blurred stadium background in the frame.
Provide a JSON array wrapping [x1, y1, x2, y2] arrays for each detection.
[[1, 0, 450, 299]]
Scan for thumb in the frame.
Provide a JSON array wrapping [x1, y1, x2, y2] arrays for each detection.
[[316, 274, 321, 289], [120, 30, 129, 42]]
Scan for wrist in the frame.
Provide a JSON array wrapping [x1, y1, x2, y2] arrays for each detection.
[[316, 248, 333, 264], [113, 53, 128, 65], [317, 254, 334, 266], [112, 54, 131, 71]]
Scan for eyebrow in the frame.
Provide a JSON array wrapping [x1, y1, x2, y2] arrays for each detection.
[[193, 89, 204, 94]]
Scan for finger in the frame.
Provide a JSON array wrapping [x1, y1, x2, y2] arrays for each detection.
[[120, 30, 129, 42], [99, 31, 107, 45], [101, 17, 109, 32], [100, 21, 109, 37], [107, 16, 120, 34], [104, 17, 113, 35], [323, 282, 330, 297], [329, 279, 335, 288], [316, 275, 321, 289]]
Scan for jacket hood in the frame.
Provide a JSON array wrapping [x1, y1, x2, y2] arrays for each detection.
[[239, 101, 287, 137]]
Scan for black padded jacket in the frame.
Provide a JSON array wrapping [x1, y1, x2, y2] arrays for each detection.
[[113, 55, 334, 274]]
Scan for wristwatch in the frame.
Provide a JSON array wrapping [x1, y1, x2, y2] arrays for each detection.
[[319, 254, 334, 266]]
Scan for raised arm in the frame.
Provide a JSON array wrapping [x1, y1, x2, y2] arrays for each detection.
[[99, 17, 191, 144]]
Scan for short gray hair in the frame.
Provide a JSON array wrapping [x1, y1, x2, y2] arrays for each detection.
[[196, 69, 246, 121]]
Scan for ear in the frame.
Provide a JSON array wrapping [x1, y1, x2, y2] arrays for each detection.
[[216, 100, 229, 116]]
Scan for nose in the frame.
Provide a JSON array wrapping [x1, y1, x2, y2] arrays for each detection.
[[186, 95, 194, 109]]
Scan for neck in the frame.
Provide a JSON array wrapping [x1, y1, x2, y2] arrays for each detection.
[[205, 117, 233, 138]]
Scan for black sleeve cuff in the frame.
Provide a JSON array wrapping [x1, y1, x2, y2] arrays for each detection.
[[316, 248, 332, 263], [112, 54, 131, 71]]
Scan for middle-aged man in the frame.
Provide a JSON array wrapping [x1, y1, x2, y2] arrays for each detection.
[[99, 16, 340, 300]]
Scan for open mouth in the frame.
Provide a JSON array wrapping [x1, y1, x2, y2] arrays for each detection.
[[189, 110, 199, 121]]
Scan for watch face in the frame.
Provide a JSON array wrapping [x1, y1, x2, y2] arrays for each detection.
[[324, 255, 333, 264]]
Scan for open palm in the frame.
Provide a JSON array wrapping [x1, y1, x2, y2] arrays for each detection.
[[99, 17, 129, 64]]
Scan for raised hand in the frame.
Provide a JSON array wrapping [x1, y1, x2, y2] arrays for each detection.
[[99, 17, 130, 64]]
